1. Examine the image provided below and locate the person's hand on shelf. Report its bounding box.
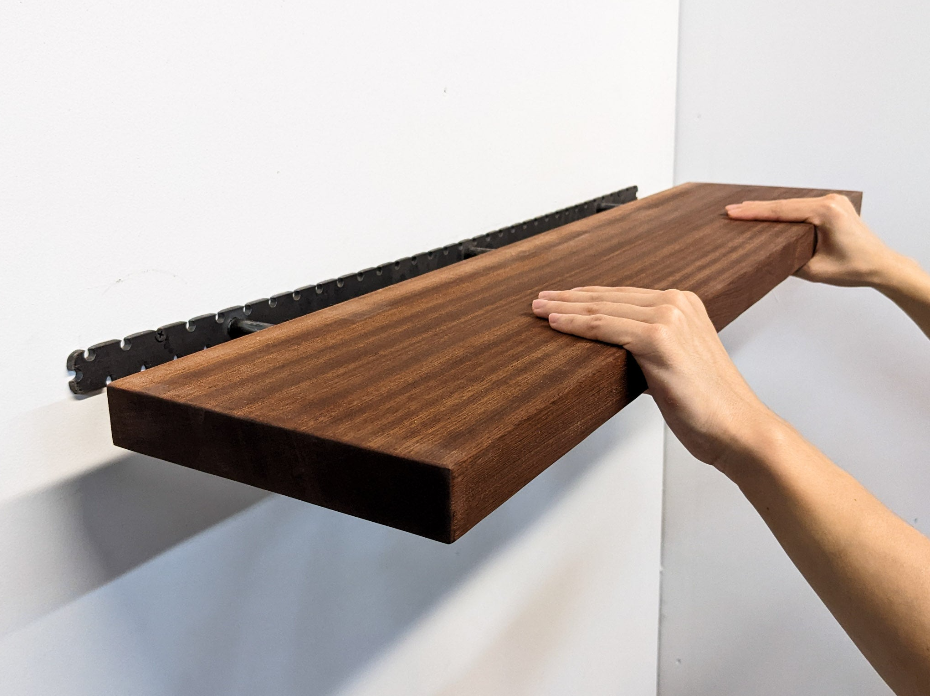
[532,278,930,696]
[727,193,930,339]
[726,193,895,286]
[531,286,780,474]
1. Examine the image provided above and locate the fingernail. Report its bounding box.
[725,203,741,210]
[538,291,555,299]
[532,299,545,308]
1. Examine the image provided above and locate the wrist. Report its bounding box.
[869,250,925,294]
[712,408,803,485]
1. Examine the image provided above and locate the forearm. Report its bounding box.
[723,417,930,696]
[871,251,930,340]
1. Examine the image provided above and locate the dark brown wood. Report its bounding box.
[107,183,863,542]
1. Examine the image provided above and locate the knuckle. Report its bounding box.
[681,290,702,307]
[821,193,848,217]
[662,288,688,308]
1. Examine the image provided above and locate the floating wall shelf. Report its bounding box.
[107,183,862,542]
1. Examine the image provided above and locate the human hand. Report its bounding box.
[725,193,896,287]
[532,287,780,472]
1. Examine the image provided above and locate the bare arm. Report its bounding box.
[726,193,930,339]
[731,411,930,696]
[873,256,930,340]
[531,283,930,695]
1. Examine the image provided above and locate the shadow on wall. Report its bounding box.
[0,397,659,696]
[0,452,269,636]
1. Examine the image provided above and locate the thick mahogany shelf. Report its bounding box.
[107,183,862,542]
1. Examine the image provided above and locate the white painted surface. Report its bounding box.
[661,1,930,693]
[1,2,678,693]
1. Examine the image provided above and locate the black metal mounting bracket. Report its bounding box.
[67,185,638,394]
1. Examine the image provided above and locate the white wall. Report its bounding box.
[0,2,679,694]
[662,1,930,693]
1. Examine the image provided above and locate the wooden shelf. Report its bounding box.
[107,183,862,542]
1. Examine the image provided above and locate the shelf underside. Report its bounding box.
[107,183,862,542]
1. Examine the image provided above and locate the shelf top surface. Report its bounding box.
[109,183,858,469]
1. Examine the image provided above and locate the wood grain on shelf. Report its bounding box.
[107,183,863,542]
